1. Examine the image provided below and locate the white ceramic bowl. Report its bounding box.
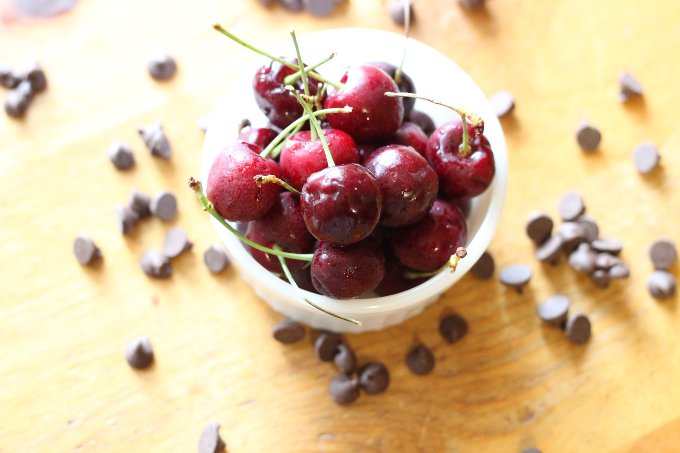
[201,28,508,333]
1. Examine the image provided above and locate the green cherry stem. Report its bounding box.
[288,87,336,167]
[404,247,468,280]
[212,24,343,90]
[270,121,303,159]
[394,0,411,85]
[384,92,483,157]
[273,244,361,325]
[283,52,336,86]
[188,178,313,261]
[254,174,301,196]
[290,30,310,97]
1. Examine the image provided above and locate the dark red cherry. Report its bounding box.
[357,143,377,164]
[292,266,318,293]
[301,164,382,246]
[375,250,426,296]
[392,121,428,155]
[425,120,495,198]
[311,240,385,298]
[238,127,278,149]
[279,129,359,190]
[248,192,315,251]
[363,145,438,227]
[368,61,416,117]
[206,141,281,222]
[408,110,436,135]
[389,199,467,272]
[245,223,306,274]
[253,59,320,129]
[323,65,404,143]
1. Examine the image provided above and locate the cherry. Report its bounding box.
[206,141,282,221]
[280,128,359,190]
[363,145,438,227]
[369,61,416,117]
[323,65,404,143]
[392,121,428,155]
[245,223,307,273]
[301,163,382,246]
[448,196,472,218]
[409,109,436,135]
[426,119,495,198]
[389,199,467,272]
[357,143,377,164]
[248,192,314,251]
[311,240,385,298]
[238,126,278,149]
[292,266,318,293]
[374,250,425,296]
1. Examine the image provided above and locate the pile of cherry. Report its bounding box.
[195,27,496,319]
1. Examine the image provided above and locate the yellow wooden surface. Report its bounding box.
[1,0,680,451]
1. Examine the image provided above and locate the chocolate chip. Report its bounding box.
[438,314,468,344]
[389,0,413,26]
[558,222,587,253]
[535,235,563,265]
[595,252,620,270]
[590,269,610,289]
[0,66,21,89]
[25,61,47,93]
[73,236,102,265]
[198,422,226,453]
[568,243,596,273]
[204,245,231,273]
[537,294,570,328]
[140,250,172,278]
[408,109,435,135]
[150,191,177,222]
[649,239,676,270]
[116,204,140,235]
[304,0,339,17]
[162,228,193,259]
[575,214,599,243]
[358,362,390,394]
[632,142,660,174]
[526,212,553,245]
[4,80,32,118]
[127,189,151,218]
[647,271,676,300]
[314,331,342,362]
[258,0,274,5]
[334,344,357,375]
[521,448,542,453]
[280,0,304,12]
[125,337,154,369]
[471,251,495,279]
[619,71,643,102]
[272,319,306,344]
[406,343,435,375]
[147,54,177,81]
[558,191,585,221]
[329,374,359,405]
[576,122,601,152]
[499,264,532,294]
[458,0,485,8]
[609,264,630,279]
[565,314,591,345]
[107,141,135,170]
[591,238,623,256]
[138,121,172,159]
[490,91,515,118]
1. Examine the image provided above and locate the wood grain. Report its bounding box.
[1,0,679,452]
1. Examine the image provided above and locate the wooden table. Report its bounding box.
[2,0,679,451]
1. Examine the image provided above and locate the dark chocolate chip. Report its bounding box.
[107,141,135,170]
[568,243,596,273]
[389,0,413,26]
[438,314,468,344]
[358,362,390,394]
[138,121,172,159]
[127,189,152,218]
[329,374,359,405]
[125,337,154,369]
[406,343,435,375]
[632,142,660,174]
[558,191,585,221]
[147,54,177,81]
[116,204,140,235]
[649,239,677,271]
[565,314,591,345]
[537,294,570,328]
[150,191,178,222]
[73,236,102,265]
[535,235,563,265]
[609,264,630,279]
[314,331,342,362]
[526,212,553,245]
[490,90,515,118]
[4,81,32,118]
[204,245,231,273]
[647,271,676,300]
[575,214,599,243]
[499,264,533,294]
[595,253,620,270]
[198,422,226,453]
[272,319,306,344]
[304,0,339,17]
[162,228,193,259]
[25,61,47,93]
[334,344,357,375]
[280,0,304,11]
[590,269,610,289]
[591,238,623,256]
[408,109,435,135]
[258,0,274,5]
[0,66,21,89]
[619,71,643,102]
[521,448,542,453]
[558,222,587,253]
[458,0,485,8]
[576,122,601,152]
[140,250,172,278]
[471,251,495,279]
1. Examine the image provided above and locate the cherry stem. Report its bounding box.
[271,121,304,159]
[273,244,361,325]
[283,52,336,86]
[403,247,468,280]
[260,106,351,158]
[394,0,411,85]
[290,30,310,97]
[212,24,343,90]
[238,118,251,135]
[254,174,301,196]
[288,87,336,167]
[385,92,482,157]
[188,177,314,262]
